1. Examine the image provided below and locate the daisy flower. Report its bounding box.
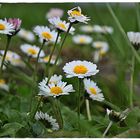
[48,17,75,34]
[80,25,93,33]
[0,50,24,67]
[93,25,113,34]
[0,79,9,91]
[20,44,45,58]
[38,75,75,98]
[35,111,59,131]
[67,6,90,24]
[63,60,99,78]
[83,78,104,102]
[0,19,14,35]
[46,8,64,19]
[18,28,35,42]
[72,35,92,45]
[6,18,22,35]
[34,26,60,43]
[127,31,140,50]
[39,55,61,65]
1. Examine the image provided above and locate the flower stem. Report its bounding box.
[45,31,60,76]
[103,121,113,137]
[85,99,92,121]
[0,35,11,76]
[130,55,135,108]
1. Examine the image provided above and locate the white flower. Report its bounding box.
[34,26,60,42]
[80,25,93,33]
[63,60,99,79]
[48,17,75,34]
[46,8,64,19]
[0,50,24,67]
[20,44,45,58]
[127,31,140,46]
[0,79,9,91]
[38,75,75,98]
[83,78,104,102]
[73,35,92,45]
[0,19,14,35]
[35,111,59,131]
[93,25,113,34]
[67,7,90,24]
[92,41,109,63]
[18,28,35,42]
[39,55,61,65]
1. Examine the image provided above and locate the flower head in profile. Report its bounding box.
[6,18,22,35]
[0,19,14,35]
[18,28,35,42]
[20,44,45,58]
[92,41,109,63]
[73,35,92,45]
[39,55,61,65]
[38,74,75,98]
[63,60,99,78]
[93,25,113,34]
[48,17,75,34]
[0,50,24,67]
[35,111,59,131]
[0,79,9,91]
[46,8,64,19]
[84,78,104,102]
[127,31,140,50]
[34,26,60,43]
[80,25,93,33]
[68,6,90,24]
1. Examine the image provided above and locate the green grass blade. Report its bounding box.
[106,3,140,64]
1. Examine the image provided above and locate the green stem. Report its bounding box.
[0,35,11,76]
[85,99,92,121]
[103,121,113,137]
[45,31,60,76]
[130,55,135,108]
[103,100,120,111]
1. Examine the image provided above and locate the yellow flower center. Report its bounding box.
[42,32,52,40]
[70,10,81,17]
[73,65,88,74]
[79,38,86,43]
[43,56,49,62]
[89,87,96,95]
[99,50,106,56]
[0,79,6,85]
[50,86,62,94]
[58,23,66,30]
[0,24,5,30]
[28,48,37,55]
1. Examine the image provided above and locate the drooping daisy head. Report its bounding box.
[92,41,109,50]
[6,18,22,35]
[83,78,104,102]
[0,19,14,35]
[67,6,90,24]
[35,111,59,131]
[38,75,75,98]
[0,50,24,67]
[80,25,94,34]
[93,25,113,34]
[39,55,61,65]
[73,35,92,45]
[127,31,140,50]
[0,79,9,91]
[46,8,64,19]
[48,17,75,34]
[34,26,60,43]
[20,44,45,58]
[18,28,35,42]
[63,60,99,79]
